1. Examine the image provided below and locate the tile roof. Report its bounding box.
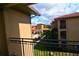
[54,12,79,20]
[32,26,37,31]
[37,23,45,25]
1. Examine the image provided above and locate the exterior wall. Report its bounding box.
[37,24,43,34]
[56,17,79,42]
[0,9,8,55]
[37,24,49,34]
[67,17,79,41]
[4,8,32,56]
[57,20,67,40]
[57,20,60,40]
[41,25,44,33]
[4,8,32,38]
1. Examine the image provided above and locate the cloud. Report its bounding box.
[31,16,49,25]
[31,3,79,25]
[40,16,49,21]
[40,8,47,14]
[39,6,65,18]
[37,3,79,16]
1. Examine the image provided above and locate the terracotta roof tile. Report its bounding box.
[37,23,44,25]
[54,12,79,20]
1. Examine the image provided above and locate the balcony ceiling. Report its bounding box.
[0,3,40,16]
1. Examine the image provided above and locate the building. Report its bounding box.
[31,24,50,39]
[51,12,79,42]
[37,23,50,34]
[32,26,37,34]
[37,23,44,34]
[32,26,40,39]
[0,3,40,56]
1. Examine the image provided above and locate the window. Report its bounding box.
[60,31,66,39]
[60,20,66,29]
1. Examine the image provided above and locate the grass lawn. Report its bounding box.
[33,49,79,56]
[33,42,79,56]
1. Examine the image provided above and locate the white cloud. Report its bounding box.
[39,5,65,17]
[40,16,49,21]
[39,3,79,17]
[47,6,65,16]
[40,8,48,15]
[32,3,79,25]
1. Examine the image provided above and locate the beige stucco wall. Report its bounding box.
[57,18,79,41]
[4,8,32,38]
[67,17,79,41]
[4,8,32,56]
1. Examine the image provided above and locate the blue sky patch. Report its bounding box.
[31,3,79,25]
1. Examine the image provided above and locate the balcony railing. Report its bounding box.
[9,38,79,56]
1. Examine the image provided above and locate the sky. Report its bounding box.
[31,3,79,26]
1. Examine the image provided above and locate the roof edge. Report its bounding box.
[28,5,41,16]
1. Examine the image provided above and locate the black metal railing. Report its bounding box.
[9,38,79,56]
[9,37,34,56]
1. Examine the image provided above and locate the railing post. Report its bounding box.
[21,38,25,56]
